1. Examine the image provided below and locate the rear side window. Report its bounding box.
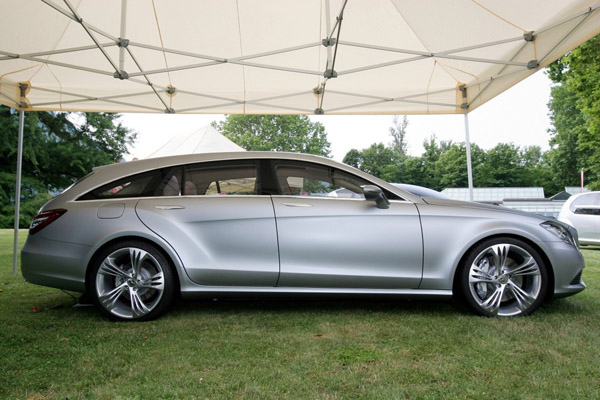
[183,161,259,195]
[78,161,261,200]
[78,168,177,200]
[570,193,600,214]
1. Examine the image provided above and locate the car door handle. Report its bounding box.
[281,202,313,207]
[155,205,185,210]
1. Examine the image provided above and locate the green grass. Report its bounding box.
[1,229,599,399]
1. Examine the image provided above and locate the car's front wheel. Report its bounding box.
[459,237,548,317]
[88,241,176,321]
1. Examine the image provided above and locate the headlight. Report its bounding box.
[541,221,578,247]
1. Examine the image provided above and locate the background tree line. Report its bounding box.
[342,132,554,194]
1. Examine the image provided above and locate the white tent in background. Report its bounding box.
[145,125,245,159]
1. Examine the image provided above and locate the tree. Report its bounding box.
[547,35,600,190]
[413,136,453,190]
[519,146,555,194]
[342,116,412,184]
[342,143,399,182]
[0,106,136,227]
[389,115,408,156]
[476,143,522,187]
[434,142,485,189]
[342,133,558,193]
[212,115,331,156]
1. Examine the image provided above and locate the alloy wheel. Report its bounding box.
[95,246,166,320]
[466,242,544,316]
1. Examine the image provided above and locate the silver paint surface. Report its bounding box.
[21,151,586,303]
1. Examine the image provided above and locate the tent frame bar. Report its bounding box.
[316,0,348,113]
[2,2,597,115]
[125,47,172,112]
[470,4,594,108]
[63,0,122,75]
[0,43,116,61]
[539,8,593,65]
[17,64,530,114]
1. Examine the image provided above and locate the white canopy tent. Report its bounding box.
[2,0,600,273]
[145,125,245,158]
[2,1,600,115]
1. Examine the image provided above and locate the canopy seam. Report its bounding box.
[471,0,526,32]
[236,0,247,113]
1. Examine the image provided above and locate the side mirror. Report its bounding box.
[362,185,390,209]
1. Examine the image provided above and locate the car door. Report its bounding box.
[270,160,423,289]
[136,160,279,286]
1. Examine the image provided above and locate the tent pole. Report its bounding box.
[464,112,474,202]
[119,0,127,72]
[459,85,474,202]
[13,108,25,275]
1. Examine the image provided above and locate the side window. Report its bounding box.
[78,168,179,200]
[570,193,598,214]
[274,161,367,199]
[183,161,259,196]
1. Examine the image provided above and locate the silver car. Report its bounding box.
[22,152,585,321]
[558,191,600,246]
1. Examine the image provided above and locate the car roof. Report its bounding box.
[65,152,424,203]
[563,190,600,206]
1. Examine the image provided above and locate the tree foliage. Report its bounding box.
[389,115,408,156]
[343,118,558,194]
[0,106,136,228]
[547,35,600,190]
[346,138,557,193]
[213,115,331,156]
[343,143,400,182]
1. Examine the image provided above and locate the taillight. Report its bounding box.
[29,209,67,235]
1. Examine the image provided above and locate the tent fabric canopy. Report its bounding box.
[1,0,599,116]
[145,125,245,159]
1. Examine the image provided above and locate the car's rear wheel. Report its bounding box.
[89,241,176,321]
[460,237,548,317]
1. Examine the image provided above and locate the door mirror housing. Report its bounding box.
[362,185,390,209]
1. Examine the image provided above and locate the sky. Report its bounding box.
[121,70,553,162]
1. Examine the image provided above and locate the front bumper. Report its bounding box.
[544,240,586,299]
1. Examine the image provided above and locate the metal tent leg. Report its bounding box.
[13,109,24,275]
[464,112,474,202]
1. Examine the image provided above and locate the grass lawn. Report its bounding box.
[1,229,599,399]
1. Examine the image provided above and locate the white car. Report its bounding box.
[558,191,600,246]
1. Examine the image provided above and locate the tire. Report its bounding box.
[459,237,548,317]
[88,240,176,321]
